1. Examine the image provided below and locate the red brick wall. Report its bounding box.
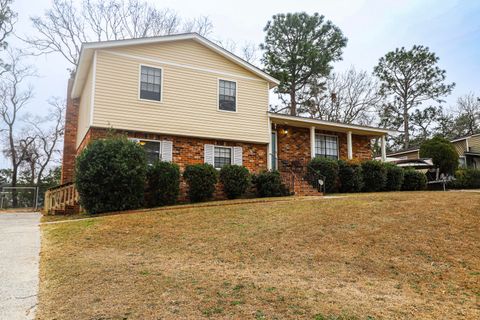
[77,127,268,201]
[60,78,79,184]
[274,124,372,162]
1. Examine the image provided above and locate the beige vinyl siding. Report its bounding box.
[113,40,258,78]
[468,135,480,152]
[392,150,419,159]
[76,64,93,148]
[92,42,269,143]
[453,140,467,156]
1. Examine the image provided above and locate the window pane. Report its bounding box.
[140,66,162,101]
[315,134,338,159]
[138,140,161,165]
[219,80,236,111]
[214,147,232,169]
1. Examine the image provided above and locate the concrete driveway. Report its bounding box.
[0,212,40,320]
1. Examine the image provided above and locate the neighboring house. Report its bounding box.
[387,134,480,169]
[59,33,391,201]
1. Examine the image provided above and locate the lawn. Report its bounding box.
[37,192,480,319]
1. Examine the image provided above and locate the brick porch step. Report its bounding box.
[293,177,323,196]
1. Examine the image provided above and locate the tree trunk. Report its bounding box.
[8,128,18,207]
[403,101,410,149]
[290,87,297,116]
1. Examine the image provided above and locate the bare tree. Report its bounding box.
[25,0,214,66]
[0,0,15,47]
[455,92,480,135]
[22,98,65,185]
[0,0,16,74]
[0,50,35,205]
[303,67,383,125]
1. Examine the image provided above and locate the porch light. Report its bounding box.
[283,129,289,134]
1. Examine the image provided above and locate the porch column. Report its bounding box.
[310,126,316,159]
[347,131,353,160]
[267,118,272,170]
[381,135,387,162]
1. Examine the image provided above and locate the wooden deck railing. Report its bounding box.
[44,182,80,215]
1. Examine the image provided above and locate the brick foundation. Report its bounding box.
[77,127,268,201]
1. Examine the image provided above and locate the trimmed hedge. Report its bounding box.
[402,169,427,191]
[308,158,339,193]
[449,169,480,189]
[383,163,404,191]
[183,164,218,202]
[75,137,147,214]
[253,171,289,197]
[361,160,387,192]
[145,161,180,207]
[338,160,363,193]
[219,165,251,199]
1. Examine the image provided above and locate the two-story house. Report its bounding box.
[387,134,480,169]
[60,33,391,200]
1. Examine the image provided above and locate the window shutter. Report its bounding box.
[161,140,173,162]
[204,144,214,165]
[233,146,243,165]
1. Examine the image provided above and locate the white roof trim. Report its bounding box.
[71,33,279,98]
[268,113,395,135]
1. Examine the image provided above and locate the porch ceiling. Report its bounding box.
[268,113,394,137]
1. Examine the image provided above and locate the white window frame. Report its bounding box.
[314,133,339,159]
[129,138,164,164]
[217,78,238,113]
[138,64,164,103]
[213,145,233,169]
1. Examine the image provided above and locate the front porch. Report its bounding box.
[267,114,390,195]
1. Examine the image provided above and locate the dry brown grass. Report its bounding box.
[37,191,480,319]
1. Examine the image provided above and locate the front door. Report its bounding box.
[271,131,277,170]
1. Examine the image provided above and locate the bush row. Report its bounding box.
[448,169,480,189]
[75,138,291,214]
[308,158,427,193]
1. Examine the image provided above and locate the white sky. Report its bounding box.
[3,0,480,167]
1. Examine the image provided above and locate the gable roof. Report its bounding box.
[71,33,280,98]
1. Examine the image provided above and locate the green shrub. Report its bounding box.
[361,160,387,192]
[183,164,218,202]
[145,161,180,207]
[253,171,289,197]
[308,158,339,193]
[449,169,480,189]
[338,160,363,193]
[402,169,427,191]
[419,136,458,174]
[75,137,147,214]
[383,163,404,191]
[219,165,251,199]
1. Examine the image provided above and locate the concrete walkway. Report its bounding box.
[0,212,40,320]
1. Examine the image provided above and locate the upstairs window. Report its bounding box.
[140,65,162,101]
[315,134,339,160]
[218,79,236,112]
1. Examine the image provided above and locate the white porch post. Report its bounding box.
[381,135,387,162]
[347,131,353,160]
[310,126,316,159]
[267,118,272,170]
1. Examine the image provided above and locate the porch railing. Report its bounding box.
[44,182,80,215]
[275,156,326,194]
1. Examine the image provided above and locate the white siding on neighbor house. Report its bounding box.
[91,40,270,144]
[76,62,94,148]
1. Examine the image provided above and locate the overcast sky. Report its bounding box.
[3,0,480,167]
